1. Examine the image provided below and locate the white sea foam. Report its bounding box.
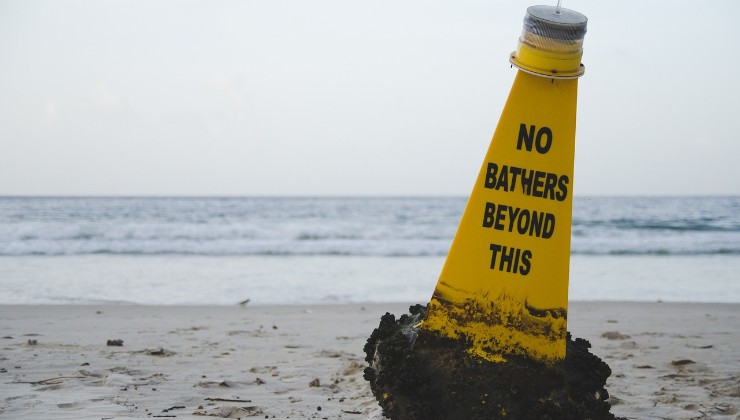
[0,196,739,304]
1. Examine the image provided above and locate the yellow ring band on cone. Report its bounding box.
[510,40,584,78]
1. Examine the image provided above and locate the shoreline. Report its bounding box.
[3,254,740,306]
[1,302,738,419]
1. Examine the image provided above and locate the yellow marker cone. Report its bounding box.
[423,5,588,365]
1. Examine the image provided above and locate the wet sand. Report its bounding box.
[1,302,738,419]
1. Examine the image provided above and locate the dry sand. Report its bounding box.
[0,302,738,419]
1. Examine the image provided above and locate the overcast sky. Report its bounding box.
[1,0,738,196]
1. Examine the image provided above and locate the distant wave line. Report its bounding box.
[1,249,738,257]
[572,222,740,232]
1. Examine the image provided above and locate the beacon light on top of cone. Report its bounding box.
[421,3,587,366]
[510,3,587,78]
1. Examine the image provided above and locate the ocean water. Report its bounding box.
[1,196,738,304]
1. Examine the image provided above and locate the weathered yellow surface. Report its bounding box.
[423,71,578,365]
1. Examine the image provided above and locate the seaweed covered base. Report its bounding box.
[364,304,621,420]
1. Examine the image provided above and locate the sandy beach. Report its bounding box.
[1,302,738,419]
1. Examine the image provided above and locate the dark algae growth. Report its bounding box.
[364,304,621,420]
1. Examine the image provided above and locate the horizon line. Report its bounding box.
[0,193,738,199]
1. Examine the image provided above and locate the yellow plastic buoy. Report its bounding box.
[422,4,587,366]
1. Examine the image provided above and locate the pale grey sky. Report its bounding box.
[1,0,738,196]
